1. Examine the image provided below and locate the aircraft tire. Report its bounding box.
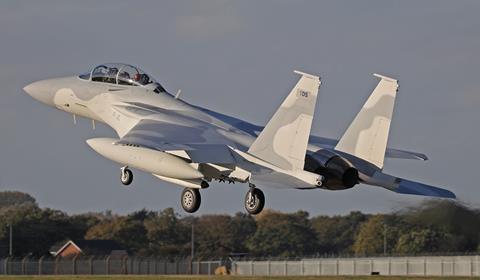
[181,188,201,213]
[120,168,133,186]
[244,188,265,215]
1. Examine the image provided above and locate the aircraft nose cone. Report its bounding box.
[23,80,57,106]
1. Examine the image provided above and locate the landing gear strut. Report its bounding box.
[244,185,265,215]
[181,188,201,213]
[120,166,133,186]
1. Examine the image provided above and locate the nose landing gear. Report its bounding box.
[244,185,265,215]
[120,166,133,186]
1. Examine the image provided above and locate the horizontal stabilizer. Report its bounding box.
[394,179,456,198]
[385,148,428,161]
[364,172,456,199]
[308,135,429,161]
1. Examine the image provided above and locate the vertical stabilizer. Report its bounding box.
[335,74,399,169]
[248,71,321,171]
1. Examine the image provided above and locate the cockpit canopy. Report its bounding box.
[79,63,166,93]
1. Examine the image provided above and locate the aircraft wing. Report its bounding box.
[308,136,428,161]
[117,119,238,164]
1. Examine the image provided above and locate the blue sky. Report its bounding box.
[0,0,479,215]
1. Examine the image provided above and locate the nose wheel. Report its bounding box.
[244,186,265,215]
[181,188,201,213]
[120,166,133,186]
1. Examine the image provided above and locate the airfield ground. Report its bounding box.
[0,276,475,280]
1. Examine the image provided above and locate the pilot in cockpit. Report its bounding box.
[118,71,131,85]
[134,73,150,85]
[83,63,167,93]
[105,68,118,84]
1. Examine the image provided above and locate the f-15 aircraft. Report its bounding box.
[24,63,455,214]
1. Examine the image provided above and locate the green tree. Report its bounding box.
[115,211,150,255]
[191,213,255,259]
[401,200,480,252]
[0,191,37,208]
[69,213,102,232]
[0,205,87,256]
[85,209,152,255]
[144,208,189,257]
[230,213,256,254]
[395,227,452,254]
[194,215,235,258]
[352,215,385,256]
[311,211,367,255]
[352,214,405,256]
[84,216,124,240]
[246,210,317,257]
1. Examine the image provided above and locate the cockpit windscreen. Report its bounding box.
[80,63,166,93]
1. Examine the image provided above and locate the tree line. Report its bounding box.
[0,191,479,258]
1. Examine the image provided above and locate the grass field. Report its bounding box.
[0,276,476,280]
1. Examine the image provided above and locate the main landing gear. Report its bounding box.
[120,166,133,186]
[119,168,264,215]
[179,185,265,215]
[244,185,265,215]
[181,188,201,213]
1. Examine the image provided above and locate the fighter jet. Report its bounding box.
[24,63,455,214]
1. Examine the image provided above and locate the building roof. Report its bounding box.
[50,239,126,256]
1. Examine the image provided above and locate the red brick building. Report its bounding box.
[50,240,127,257]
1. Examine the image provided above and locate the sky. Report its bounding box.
[0,0,479,216]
